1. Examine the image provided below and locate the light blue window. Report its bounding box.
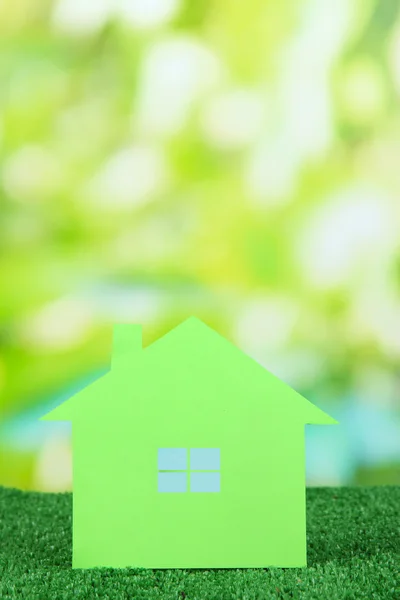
[190,448,220,471]
[158,447,221,493]
[158,472,187,493]
[158,448,187,471]
[190,472,220,493]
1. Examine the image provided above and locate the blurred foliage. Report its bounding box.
[0,0,399,490]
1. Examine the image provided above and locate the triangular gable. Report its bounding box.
[41,317,337,426]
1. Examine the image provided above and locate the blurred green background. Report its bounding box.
[1,0,400,491]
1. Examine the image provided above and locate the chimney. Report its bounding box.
[111,324,142,369]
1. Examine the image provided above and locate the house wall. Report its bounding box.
[70,410,307,568]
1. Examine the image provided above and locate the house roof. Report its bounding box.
[41,317,338,425]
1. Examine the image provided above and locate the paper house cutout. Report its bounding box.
[41,317,337,569]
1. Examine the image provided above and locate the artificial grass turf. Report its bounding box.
[0,486,399,600]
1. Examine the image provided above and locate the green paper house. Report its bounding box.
[41,317,337,569]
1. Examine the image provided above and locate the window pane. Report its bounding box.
[190,472,220,493]
[190,448,220,471]
[158,448,187,471]
[158,472,187,493]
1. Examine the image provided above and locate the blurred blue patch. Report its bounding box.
[0,369,108,451]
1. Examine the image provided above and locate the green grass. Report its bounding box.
[0,486,399,599]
